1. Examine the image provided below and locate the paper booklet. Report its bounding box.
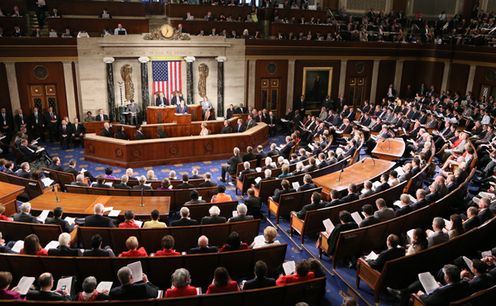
[108,210,121,217]
[56,276,73,294]
[103,206,113,213]
[256,167,262,173]
[406,229,415,242]
[44,241,59,250]
[96,281,113,293]
[282,261,296,275]
[254,177,262,184]
[11,240,24,253]
[156,290,163,298]
[41,177,54,188]
[372,181,382,190]
[16,276,35,295]
[292,182,300,190]
[127,261,143,282]
[254,235,265,245]
[322,218,334,235]
[394,166,405,176]
[364,251,378,261]
[135,220,143,228]
[232,211,238,217]
[64,217,76,226]
[351,212,363,224]
[37,210,50,223]
[463,256,474,272]
[104,182,113,187]
[481,250,493,258]
[418,272,440,295]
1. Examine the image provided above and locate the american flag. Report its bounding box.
[152,60,182,100]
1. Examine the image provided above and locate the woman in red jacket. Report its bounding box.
[206,267,239,294]
[118,236,147,257]
[154,235,180,256]
[276,260,314,285]
[165,268,197,298]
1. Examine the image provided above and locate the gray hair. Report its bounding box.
[94,203,104,214]
[58,232,71,247]
[264,169,272,178]
[82,276,97,293]
[237,204,248,216]
[209,205,220,216]
[20,202,31,213]
[433,217,445,229]
[117,266,132,285]
[180,207,190,218]
[171,268,191,288]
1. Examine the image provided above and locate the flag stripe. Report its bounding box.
[152,60,182,101]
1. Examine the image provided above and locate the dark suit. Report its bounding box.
[463,217,480,231]
[228,215,254,223]
[170,218,198,227]
[109,282,158,300]
[201,215,226,225]
[359,216,379,227]
[83,248,114,257]
[220,126,233,134]
[135,131,146,140]
[100,128,113,137]
[45,217,72,232]
[298,183,317,192]
[12,212,40,224]
[245,196,262,218]
[155,96,168,106]
[48,245,81,256]
[296,201,325,219]
[95,114,109,122]
[367,247,405,271]
[189,246,218,254]
[478,208,493,224]
[340,192,359,203]
[238,169,255,181]
[84,214,115,227]
[243,276,276,290]
[132,185,152,190]
[235,124,246,133]
[14,114,26,130]
[176,183,194,189]
[395,205,412,217]
[113,183,131,189]
[199,180,216,187]
[373,208,395,222]
[410,199,429,210]
[419,281,469,306]
[326,222,358,255]
[271,188,296,202]
[226,108,235,119]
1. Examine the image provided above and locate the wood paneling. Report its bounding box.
[170,20,261,36]
[0,38,77,58]
[447,63,469,95]
[401,61,444,96]
[294,60,340,102]
[46,18,149,37]
[392,0,408,12]
[166,3,253,19]
[255,60,288,116]
[46,0,146,16]
[0,63,12,115]
[472,66,496,98]
[376,60,396,102]
[15,62,68,118]
[344,60,373,105]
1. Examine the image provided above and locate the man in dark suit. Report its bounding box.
[189,235,218,254]
[279,136,294,159]
[170,91,184,106]
[83,234,115,257]
[184,190,207,205]
[466,260,494,293]
[18,139,38,163]
[49,157,63,172]
[92,176,111,188]
[175,101,188,114]
[131,176,152,190]
[26,273,71,301]
[243,260,276,290]
[171,207,199,226]
[296,192,325,219]
[100,122,113,137]
[366,234,405,271]
[373,198,395,222]
[228,204,254,222]
[45,207,72,233]
[234,103,247,114]
[114,175,131,189]
[59,119,71,149]
[12,202,40,224]
[235,118,246,133]
[340,184,360,203]
[48,232,81,256]
[298,174,317,191]
[28,107,45,141]
[70,117,85,147]
[245,115,257,129]
[109,267,158,300]
[271,179,295,202]
[95,109,109,122]
[220,120,233,134]
[477,197,493,224]
[15,162,31,179]
[238,161,255,181]
[220,147,242,182]
[14,108,27,131]
[84,203,115,227]
[198,173,216,187]
[155,92,168,106]
[201,205,226,225]
[0,108,13,142]
[245,188,262,218]
[226,104,235,119]
[463,207,481,231]
[325,190,343,208]
[410,189,429,210]
[176,174,194,189]
[326,211,358,255]
[134,125,146,140]
[242,146,257,162]
[359,204,379,227]
[266,111,278,136]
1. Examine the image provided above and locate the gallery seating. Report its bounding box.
[0,171,48,200]
[185,200,239,220]
[268,187,322,224]
[0,220,62,246]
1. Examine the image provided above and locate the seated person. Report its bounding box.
[170,207,198,226]
[211,185,233,203]
[12,202,40,224]
[373,198,395,222]
[27,273,71,301]
[271,179,295,202]
[239,161,255,181]
[325,210,358,255]
[156,178,172,191]
[100,122,113,137]
[20,234,47,256]
[199,172,216,187]
[242,260,276,290]
[156,126,167,138]
[0,206,12,222]
[201,205,226,225]
[109,267,158,300]
[154,235,180,256]
[190,168,202,179]
[103,167,116,179]
[135,125,146,140]
[206,267,240,294]
[48,232,81,256]
[83,234,115,257]
[199,122,210,136]
[359,204,379,227]
[118,236,147,257]
[84,203,115,227]
[176,174,194,189]
[366,234,405,271]
[91,175,111,188]
[71,174,88,187]
[165,268,197,298]
[118,210,141,228]
[251,226,280,248]
[219,231,248,252]
[184,190,206,205]
[276,260,315,285]
[76,276,109,301]
[295,192,325,219]
[189,235,218,254]
[114,175,131,189]
[360,181,374,199]
[0,271,23,300]
[176,100,188,114]
[406,228,429,255]
[143,209,166,228]
[228,204,254,222]
[427,217,449,247]
[132,176,152,190]
[245,188,262,218]
[325,190,343,207]
[114,126,128,140]
[298,174,317,191]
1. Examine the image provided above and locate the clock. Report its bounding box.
[160,24,174,38]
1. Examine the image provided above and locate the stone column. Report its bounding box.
[138,56,150,122]
[103,57,116,121]
[338,60,347,98]
[286,60,296,112]
[216,56,227,118]
[5,63,21,115]
[184,56,196,105]
[369,60,380,103]
[394,59,404,96]
[466,64,477,93]
[441,61,451,93]
[62,61,77,120]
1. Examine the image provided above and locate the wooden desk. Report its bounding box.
[372,138,405,161]
[83,121,105,134]
[313,158,395,194]
[29,191,170,217]
[0,182,24,216]
[84,122,269,167]
[146,105,202,123]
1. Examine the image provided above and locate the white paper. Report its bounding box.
[308,144,315,151]
[135,220,143,228]
[80,168,87,173]
[104,182,113,187]
[108,210,121,217]
[444,219,452,231]
[56,276,72,293]
[198,196,202,201]
[96,281,113,293]
[393,200,403,208]
[282,261,296,275]
[143,183,151,187]
[256,167,262,173]
[41,177,54,187]
[364,251,378,261]
[322,218,334,235]
[64,216,75,225]
[157,290,163,298]
[254,177,262,184]
[292,181,300,190]
[11,240,24,253]
[196,287,202,295]
[16,276,35,295]
[127,261,143,282]
[394,166,405,176]
[351,212,363,224]
[478,191,495,199]
[418,272,440,294]
[407,229,415,242]
[232,211,238,217]
[372,181,382,190]
[253,235,265,245]
[103,207,113,213]
[44,240,59,250]
[37,210,50,223]
[463,256,474,272]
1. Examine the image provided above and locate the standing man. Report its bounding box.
[44,106,59,142]
[28,107,45,141]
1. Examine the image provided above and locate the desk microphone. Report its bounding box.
[52,185,59,203]
[337,162,345,182]
[139,188,144,207]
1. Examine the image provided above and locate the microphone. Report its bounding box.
[337,162,345,182]
[52,185,59,203]
[139,187,145,207]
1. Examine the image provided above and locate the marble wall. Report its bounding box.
[77,35,246,117]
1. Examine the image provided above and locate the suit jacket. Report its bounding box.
[463,217,481,231]
[478,209,493,224]
[427,231,449,247]
[83,248,114,257]
[228,215,254,223]
[84,214,115,227]
[296,201,325,219]
[419,281,469,306]
[235,124,246,133]
[113,183,131,189]
[326,222,358,254]
[14,114,26,129]
[298,183,317,192]
[226,108,235,119]
[135,131,146,140]
[271,188,296,202]
[410,199,429,210]
[243,276,276,290]
[373,208,395,222]
[176,183,194,189]
[359,216,379,227]
[155,96,168,106]
[199,180,216,187]
[71,123,85,137]
[170,218,199,227]
[100,128,113,137]
[468,274,494,293]
[132,185,152,190]
[95,114,109,122]
[12,212,40,224]
[184,199,207,205]
[48,245,81,256]
[220,126,233,134]
[45,217,71,232]
[189,246,218,254]
[109,282,158,300]
[360,189,374,199]
[238,169,255,181]
[170,96,184,106]
[227,155,242,174]
[395,205,412,217]
[245,196,262,218]
[367,247,405,271]
[340,192,359,203]
[201,215,227,225]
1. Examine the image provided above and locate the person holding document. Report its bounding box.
[26,273,71,301]
[0,272,23,300]
[109,266,158,300]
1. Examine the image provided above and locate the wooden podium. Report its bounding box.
[174,113,192,124]
[147,105,203,123]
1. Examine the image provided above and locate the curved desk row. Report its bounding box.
[84,123,269,167]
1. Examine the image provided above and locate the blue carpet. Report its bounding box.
[42,138,398,306]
